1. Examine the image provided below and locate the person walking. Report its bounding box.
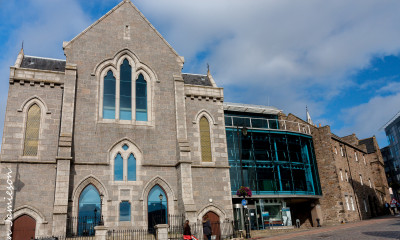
[183,220,192,240]
[202,215,212,240]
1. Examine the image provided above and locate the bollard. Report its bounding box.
[295,219,300,228]
[316,218,321,227]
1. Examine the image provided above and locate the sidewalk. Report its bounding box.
[251,215,398,240]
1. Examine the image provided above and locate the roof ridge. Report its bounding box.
[182,73,207,76]
[24,55,66,62]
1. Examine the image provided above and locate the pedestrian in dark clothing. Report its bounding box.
[385,202,390,215]
[203,215,212,240]
[183,220,192,240]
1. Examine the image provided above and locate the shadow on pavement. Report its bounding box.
[362,231,400,239]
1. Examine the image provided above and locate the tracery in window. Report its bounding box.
[200,116,212,162]
[23,104,41,156]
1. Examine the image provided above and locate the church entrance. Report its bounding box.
[148,185,168,230]
[206,211,221,240]
[12,214,36,240]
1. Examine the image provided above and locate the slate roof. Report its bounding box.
[224,102,282,115]
[182,73,212,86]
[20,56,66,72]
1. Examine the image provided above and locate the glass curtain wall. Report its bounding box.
[227,129,321,196]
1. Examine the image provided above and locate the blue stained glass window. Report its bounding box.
[120,201,131,221]
[120,59,132,120]
[114,153,123,181]
[136,74,147,121]
[103,70,116,119]
[128,153,136,181]
[122,144,129,151]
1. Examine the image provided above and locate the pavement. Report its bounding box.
[253,215,400,240]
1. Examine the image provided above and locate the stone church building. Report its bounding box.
[0,0,233,238]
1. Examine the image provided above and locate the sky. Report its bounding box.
[1,0,400,148]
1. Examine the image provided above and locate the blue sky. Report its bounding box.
[1,0,400,148]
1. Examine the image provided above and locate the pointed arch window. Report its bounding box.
[148,185,167,227]
[103,70,116,119]
[200,116,212,162]
[78,184,101,236]
[24,104,41,156]
[114,153,124,181]
[136,74,147,121]
[120,59,132,120]
[113,146,137,182]
[127,153,136,181]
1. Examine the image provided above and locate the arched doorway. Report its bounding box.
[78,184,101,236]
[205,211,221,240]
[12,214,36,240]
[148,185,168,229]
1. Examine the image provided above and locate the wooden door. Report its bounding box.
[12,215,36,240]
[206,211,221,240]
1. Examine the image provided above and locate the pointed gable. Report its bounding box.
[63,0,183,64]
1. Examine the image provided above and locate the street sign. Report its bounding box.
[241,199,247,206]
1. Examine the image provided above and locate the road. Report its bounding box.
[259,215,400,240]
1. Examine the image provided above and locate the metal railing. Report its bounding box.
[35,236,95,240]
[225,116,311,135]
[106,229,155,240]
[67,216,101,237]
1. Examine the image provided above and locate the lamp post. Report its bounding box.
[159,193,164,223]
[236,126,251,239]
[99,193,104,226]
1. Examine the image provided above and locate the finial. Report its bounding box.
[22,41,24,50]
[207,63,210,74]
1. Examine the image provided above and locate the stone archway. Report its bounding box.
[12,214,36,240]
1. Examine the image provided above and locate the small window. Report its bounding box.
[119,201,131,221]
[369,178,372,188]
[360,174,363,185]
[350,196,355,211]
[114,153,124,181]
[334,147,338,154]
[354,152,358,162]
[24,104,41,156]
[345,196,350,210]
[363,155,366,165]
[345,171,349,182]
[340,169,343,181]
[200,116,212,162]
[340,147,344,157]
[363,199,368,212]
[127,153,136,181]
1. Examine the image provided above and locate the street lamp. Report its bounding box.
[159,193,164,223]
[236,126,251,239]
[99,193,104,226]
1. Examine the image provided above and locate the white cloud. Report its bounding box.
[1,0,400,148]
[0,0,93,148]
[335,93,400,147]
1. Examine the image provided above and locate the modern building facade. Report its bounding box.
[225,104,391,229]
[224,103,322,230]
[0,1,233,238]
[382,111,400,199]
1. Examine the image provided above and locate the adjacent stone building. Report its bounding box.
[0,1,233,238]
[284,114,391,224]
